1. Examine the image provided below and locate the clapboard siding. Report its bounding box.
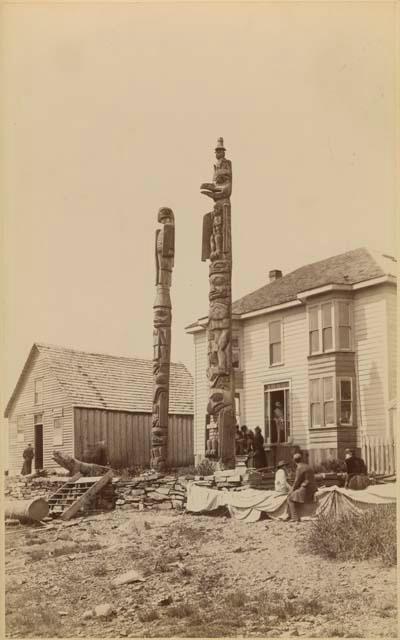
[194,332,208,456]
[386,286,397,403]
[242,307,309,447]
[74,408,193,468]
[354,288,388,438]
[7,350,73,474]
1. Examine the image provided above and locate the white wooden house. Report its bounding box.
[186,248,397,472]
[4,344,194,474]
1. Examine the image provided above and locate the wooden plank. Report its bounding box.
[61,470,113,521]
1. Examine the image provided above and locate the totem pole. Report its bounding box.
[151,207,175,471]
[201,138,236,467]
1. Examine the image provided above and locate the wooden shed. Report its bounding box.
[4,343,194,474]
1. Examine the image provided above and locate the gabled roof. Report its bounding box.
[186,248,396,329]
[5,344,193,417]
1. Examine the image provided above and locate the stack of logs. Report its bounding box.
[115,472,188,511]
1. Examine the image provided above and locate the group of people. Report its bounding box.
[274,447,369,521]
[235,425,266,468]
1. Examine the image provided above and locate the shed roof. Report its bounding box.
[5,344,193,417]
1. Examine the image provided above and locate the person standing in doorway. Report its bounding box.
[287,452,317,522]
[273,401,285,443]
[21,443,34,475]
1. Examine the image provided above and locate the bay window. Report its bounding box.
[339,378,353,425]
[309,376,354,428]
[308,300,352,354]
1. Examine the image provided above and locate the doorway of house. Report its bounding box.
[264,382,291,467]
[34,423,43,470]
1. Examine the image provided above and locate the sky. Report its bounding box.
[2,1,398,407]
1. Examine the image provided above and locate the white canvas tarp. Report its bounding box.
[186,482,396,523]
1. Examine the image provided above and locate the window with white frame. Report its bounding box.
[269,320,282,365]
[322,303,333,351]
[232,332,241,369]
[338,302,351,350]
[310,376,336,428]
[309,307,319,354]
[308,300,352,354]
[339,378,353,425]
[310,379,321,427]
[17,415,25,442]
[53,416,63,445]
[34,378,43,405]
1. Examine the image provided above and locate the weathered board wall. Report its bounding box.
[74,408,194,468]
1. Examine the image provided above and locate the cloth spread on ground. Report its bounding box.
[186,482,396,523]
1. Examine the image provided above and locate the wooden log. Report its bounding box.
[5,498,49,522]
[52,450,111,477]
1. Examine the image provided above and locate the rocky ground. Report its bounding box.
[5,506,397,638]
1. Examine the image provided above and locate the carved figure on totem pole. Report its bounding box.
[200,138,236,468]
[151,208,175,471]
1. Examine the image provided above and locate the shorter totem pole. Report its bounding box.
[200,138,236,468]
[151,208,175,471]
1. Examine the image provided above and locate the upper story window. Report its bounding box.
[34,378,43,405]
[53,416,63,446]
[338,302,351,349]
[269,320,283,366]
[308,300,352,355]
[232,332,241,369]
[17,415,25,442]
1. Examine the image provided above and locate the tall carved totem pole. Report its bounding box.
[201,138,236,467]
[151,207,175,471]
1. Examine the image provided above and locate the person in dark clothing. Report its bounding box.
[253,426,265,468]
[240,425,248,453]
[246,430,255,467]
[21,444,34,475]
[344,448,368,489]
[287,452,317,522]
[94,441,110,466]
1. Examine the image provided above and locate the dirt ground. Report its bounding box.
[5,508,397,638]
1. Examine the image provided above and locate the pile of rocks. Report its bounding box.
[4,475,69,501]
[114,471,188,511]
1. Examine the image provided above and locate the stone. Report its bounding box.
[94,604,114,619]
[158,595,173,606]
[112,570,146,587]
[289,630,299,636]
[5,519,20,527]
[82,610,93,620]
[268,616,280,624]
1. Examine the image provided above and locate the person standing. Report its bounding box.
[273,401,285,443]
[253,426,266,468]
[21,443,34,475]
[287,452,317,522]
[274,460,291,494]
[344,448,368,489]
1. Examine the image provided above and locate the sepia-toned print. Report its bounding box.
[2,2,397,639]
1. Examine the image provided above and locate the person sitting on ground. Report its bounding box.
[274,460,291,494]
[253,426,266,468]
[287,452,317,522]
[344,448,368,490]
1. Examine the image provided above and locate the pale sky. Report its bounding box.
[2,1,397,406]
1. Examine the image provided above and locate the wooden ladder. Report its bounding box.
[47,470,113,520]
